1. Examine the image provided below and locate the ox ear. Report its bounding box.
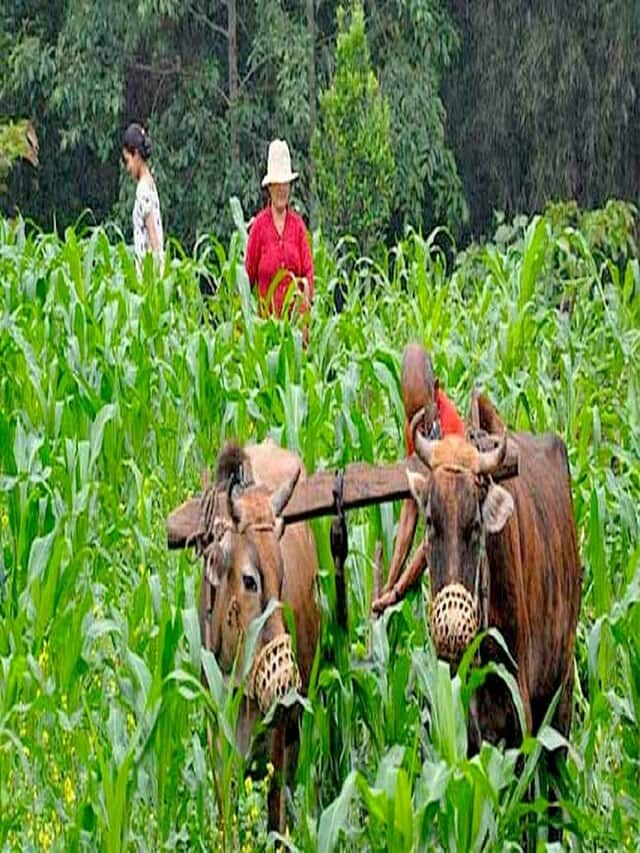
[483,484,514,533]
[167,498,201,549]
[407,470,429,514]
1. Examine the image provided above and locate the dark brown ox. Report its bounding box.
[167,439,320,831]
[407,400,581,822]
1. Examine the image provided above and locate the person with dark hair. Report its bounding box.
[245,139,313,330]
[122,123,164,274]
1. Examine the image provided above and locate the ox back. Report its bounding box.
[472,397,581,749]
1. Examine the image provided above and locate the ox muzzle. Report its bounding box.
[248,633,301,714]
[429,582,480,663]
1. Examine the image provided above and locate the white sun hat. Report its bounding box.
[261,139,299,187]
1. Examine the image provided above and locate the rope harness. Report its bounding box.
[330,469,349,631]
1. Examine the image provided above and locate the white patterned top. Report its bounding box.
[133,175,164,273]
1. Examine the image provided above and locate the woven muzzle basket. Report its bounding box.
[249,634,301,714]
[429,582,479,663]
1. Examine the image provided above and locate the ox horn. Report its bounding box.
[476,430,508,476]
[414,429,439,469]
[271,466,301,517]
[409,407,426,444]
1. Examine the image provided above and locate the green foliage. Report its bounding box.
[250,1,311,151]
[367,0,468,232]
[0,200,639,848]
[446,0,640,232]
[0,120,37,191]
[312,3,396,253]
[4,1,640,245]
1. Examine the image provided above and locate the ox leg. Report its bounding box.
[268,725,286,832]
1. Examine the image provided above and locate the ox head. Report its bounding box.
[407,432,515,663]
[167,443,301,713]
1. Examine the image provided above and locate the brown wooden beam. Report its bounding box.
[280,438,519,525]
[167,436,519,542]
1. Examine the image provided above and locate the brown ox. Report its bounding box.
[167,439,320,831]
[407,399,581,833]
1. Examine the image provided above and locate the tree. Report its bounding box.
[306,0,318,228]
[311,2,396,253]
[366,0,468,235]
[0,0,322,243]
[3,1,639,246]
[445,0,640,234]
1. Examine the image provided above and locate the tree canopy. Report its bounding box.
[1,1,638,246]
[312,3,396,253]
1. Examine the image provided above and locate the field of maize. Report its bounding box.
[0,202,639,850]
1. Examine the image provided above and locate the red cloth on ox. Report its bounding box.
[404,387,465,455]
[245,206,314,317]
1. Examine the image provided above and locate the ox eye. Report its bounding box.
[242,573,258,593]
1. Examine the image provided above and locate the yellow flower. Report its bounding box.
[244,775,253,795]
[249,804,260,824]
[38,826,52,850]
[64,776,75,806]
[38,642,49,671]
[266,761,274,779]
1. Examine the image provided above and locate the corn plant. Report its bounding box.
[0,205,639,850]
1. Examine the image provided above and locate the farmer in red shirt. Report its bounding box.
[245,139,314,324]
[372,344,465,614]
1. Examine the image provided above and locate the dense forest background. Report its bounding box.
[2,0,639,247]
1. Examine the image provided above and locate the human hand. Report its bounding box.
[299,276,311,303]
[371,585,399,615]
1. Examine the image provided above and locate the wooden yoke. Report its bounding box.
[281,346,519,526]
[167,437,518,544]
[167,343,519,540]
[279,439,518,526]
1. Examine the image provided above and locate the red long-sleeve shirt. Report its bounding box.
[404,388,465,454]
[245,207,314,317]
